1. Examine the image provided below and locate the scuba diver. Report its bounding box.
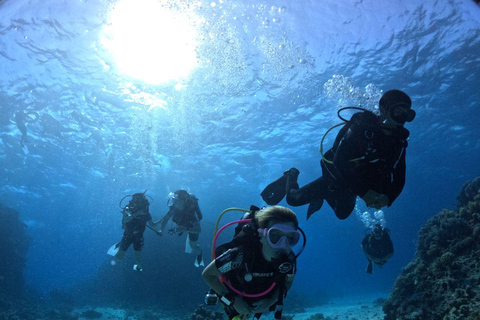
[361,224,394,274]
[261,89,415,220]
[108,192,160,271]
[14,110,38,148]
[158,190,204,267]
[202,206,305,320]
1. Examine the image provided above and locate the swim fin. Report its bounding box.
[185,234,193,253]
[366,260,373,274]
[107,242,120,256]
[261,175,288,205]
[194,252,204,268]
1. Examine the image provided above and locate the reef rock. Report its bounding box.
[0,203,30,297]
[383,178,480,320]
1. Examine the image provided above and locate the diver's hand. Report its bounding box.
[362,190,389,209]
[232,296,253,315]
[250,299,272,313]
[157,230,163,237]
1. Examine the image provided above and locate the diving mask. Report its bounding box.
[258,223,300,251]
[388,103,416,124]
[167,192,179,207]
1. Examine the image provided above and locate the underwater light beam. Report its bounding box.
[103,0,199,84]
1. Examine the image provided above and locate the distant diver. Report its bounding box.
[261,89,416,220]
[108,192,161,271]
[361,224,394,274]
[158,190,204,267]
[14,110,38,148]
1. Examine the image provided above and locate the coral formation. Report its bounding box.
[79,309,102,319]
[305,313,334,320]
[189,305,224,320]
[383,178,480,319]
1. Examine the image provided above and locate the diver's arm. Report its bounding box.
[157,210,174,233]
[147,219,161,234]
[202,261,229,296]
[202,263,253,315]
[285,275,295,291]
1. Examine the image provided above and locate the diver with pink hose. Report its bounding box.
[202,206,306,320]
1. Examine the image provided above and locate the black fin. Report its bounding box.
[261,175,288,205]
[306,199,324,220]
[366,260,373,274]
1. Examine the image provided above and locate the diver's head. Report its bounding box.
[256,206,300,258]
[372,224,384,240]
[130,192,148,210]
[167,190,189,208]
[379,89,415,125]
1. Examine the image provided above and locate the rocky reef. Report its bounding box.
[0,203,30,297]
[383,177,480,320]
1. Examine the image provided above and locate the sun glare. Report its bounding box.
[102,0,199,84]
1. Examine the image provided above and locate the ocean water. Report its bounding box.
[1,0,479,317]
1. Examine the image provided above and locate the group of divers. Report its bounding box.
[107,90,415,320]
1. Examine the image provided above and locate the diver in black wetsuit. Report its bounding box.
[261,89,415,220]
[115,192,161,271]
[361,224,394,274]
[158,190,204,267]
[14,111,37,148]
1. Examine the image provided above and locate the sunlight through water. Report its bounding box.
[101,0,199,84]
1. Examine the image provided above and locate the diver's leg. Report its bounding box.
[286,176,328,206]
[188,233,204,267]
[189,241,202,256]
[132,234,144,270]
[116,249,127,260]
[115,234,132,260]
[133,251,142,271]
[286,175,331,219]
[325,188,357,220]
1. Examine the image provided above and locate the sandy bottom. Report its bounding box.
[289,295,385,320]
[75,295,385,320]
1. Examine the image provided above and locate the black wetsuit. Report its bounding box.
[119,206,152,251]
[14,111,27,147]
[215,244,296,318]
[163,195,202,241]
[361,232,394,265]
[286,111,409,219]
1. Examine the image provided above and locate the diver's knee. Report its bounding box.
[286,192,303,206]
[189,241,201,253]
[334,209,352,220]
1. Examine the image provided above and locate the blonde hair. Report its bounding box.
[255,206,298,229]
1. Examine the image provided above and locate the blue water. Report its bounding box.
[1,0,479,314]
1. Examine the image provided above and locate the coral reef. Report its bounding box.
[305,313,334,320]
[189,305,225,320]
[383,178,480,320]
[79,309,102,319]
[0,203,30,297]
